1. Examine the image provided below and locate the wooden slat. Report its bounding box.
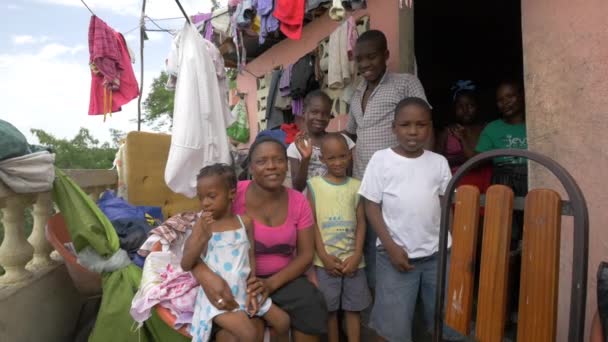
[475,185,514,342]
[517,189,562,342]
[446,185,481,335]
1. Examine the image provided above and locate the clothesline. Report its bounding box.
[79,0,95,16]
[146,16,176,35]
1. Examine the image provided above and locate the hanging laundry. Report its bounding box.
[329,0,345,21]
[266,69,285,129]
[290,54,318,98]
[235,0,256,29]
[192,13,214,41]
[346,16,359,60]
[211,7,231,37]
[257,0,280,44]
[279,64,293,97]
[328,19,352,89]
[165,30,230,105]
[292,98,304,116]
[164,23,233,198]
[274,0,306,40]
[274,64,293,110]
[88,16,139,118]
[306,0,330,12]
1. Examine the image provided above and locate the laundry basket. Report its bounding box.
[46,213,102,296]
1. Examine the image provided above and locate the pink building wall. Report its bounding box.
[522,0,608,339]
[235,1,402,144]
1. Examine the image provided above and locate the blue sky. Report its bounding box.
[0,0,218,144]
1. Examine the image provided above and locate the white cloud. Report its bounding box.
[0,42,160,145]
[13,35,35,44]
[35,0,214,18]
[37,43,85,58]
[7,4,22,10]
[12,35,50,45]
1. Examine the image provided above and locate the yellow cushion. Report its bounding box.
[125,131,199,219]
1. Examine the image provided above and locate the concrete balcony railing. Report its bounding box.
[0,169,117,286]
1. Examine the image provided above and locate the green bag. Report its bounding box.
[52,169,189,342]
[226,99,250,144]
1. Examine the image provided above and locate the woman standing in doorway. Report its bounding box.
[191,137,328,342]
[436,85,486,171]
[475,80,528,205]
[436,84,492,192]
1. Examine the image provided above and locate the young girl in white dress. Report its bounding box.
[182,164,290,342]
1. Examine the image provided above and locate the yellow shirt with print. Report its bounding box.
[307,176,365,268]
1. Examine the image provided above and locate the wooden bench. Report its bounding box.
[433,149,589,342]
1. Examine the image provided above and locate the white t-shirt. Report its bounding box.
[359,148,452,258]
[287,134,356,179]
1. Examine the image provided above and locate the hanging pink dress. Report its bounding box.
[88,16,139,118]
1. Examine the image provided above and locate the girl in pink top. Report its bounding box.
[190,137,328,342]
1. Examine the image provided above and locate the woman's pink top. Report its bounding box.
[232,181,314,276]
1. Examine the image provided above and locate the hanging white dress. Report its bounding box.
[165,23,232,198]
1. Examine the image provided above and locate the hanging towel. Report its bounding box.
[274,0,306,40]
[164,23,232,198]
[328,20,351,89]
[88,16,139,117]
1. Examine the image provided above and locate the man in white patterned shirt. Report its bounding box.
[344,30,429,289]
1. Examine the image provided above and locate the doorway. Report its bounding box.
[414,0,524,126]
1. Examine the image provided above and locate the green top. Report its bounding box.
[476,119,527,165]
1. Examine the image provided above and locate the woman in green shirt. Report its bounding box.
[476,79,527,197]
[476,80,527,329]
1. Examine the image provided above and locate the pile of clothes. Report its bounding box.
[131,212,202,331]
[0,119,54,194]
[97,190,163,266]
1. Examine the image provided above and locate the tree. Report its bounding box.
[142,71,175,128]
[31,128,117,169]
[109,128,126,148]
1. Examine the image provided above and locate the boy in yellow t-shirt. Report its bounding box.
[306,133,371,342]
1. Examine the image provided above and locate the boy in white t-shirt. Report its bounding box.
[359,97,461,341]
[287,90,355,191]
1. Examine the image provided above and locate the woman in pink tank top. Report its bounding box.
[191,137,328,342]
